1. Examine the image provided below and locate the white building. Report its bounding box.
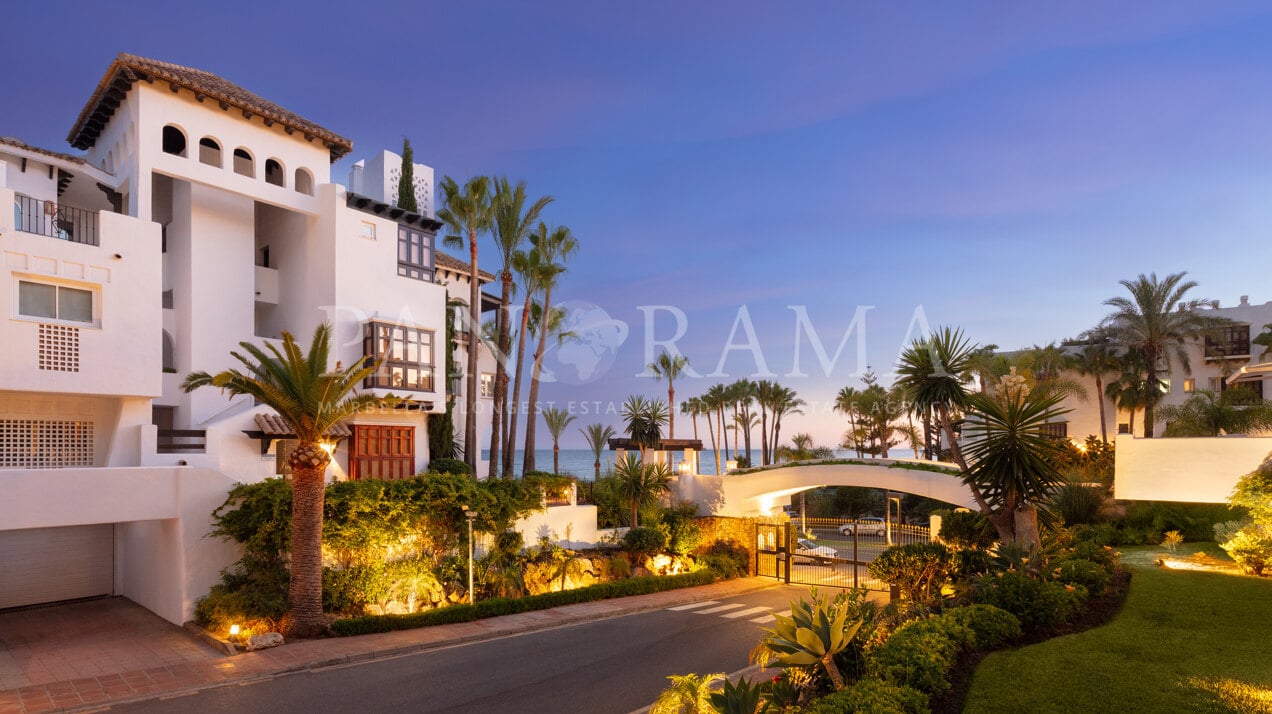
[0,53,460,623]
[349,149,434,218]
[1014,296,1272,441]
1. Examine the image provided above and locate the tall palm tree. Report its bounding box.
[769,386,803,461]
[963,388,1070,548]
[1101,272,1223,437]
[706,383,730,467]
[834,386,864,457]
[620,395,668,458]
[729,380,756,464]
[1073,342,1121,443]
[1158,388,1272,437]
[753,380,776,465]
[695,391,720,475]
[896,326,1010,540]
[612,453,672,527]
[523,223,578,474]
[541,407,577,474]
[580,423,616,479]
[505,247,547,477]
[681,396,702,472]
[486,178,553,479]
[1104,352,1150,437]
[647,352,689,438]
[182,324,378,637]
[438,175,494,472]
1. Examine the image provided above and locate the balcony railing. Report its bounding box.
[14,193,99,246]
[157,429,206,454]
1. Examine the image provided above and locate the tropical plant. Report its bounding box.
[541,407,577,474]
[523,223,578,473]
[1072,342,1121,443]
[612,453,672,527]
[182,323,378,637]
[650,672,723,714]
[621,395,668,455]
[835,386,864,458]
[775,433,833,463]
[1214,453,1272,575]
[580,423,616,479]
[648,352,690,439]
[1101,272,1224,437]
[962,388,1069,548]
[709,677,765,714]
[753,588,865,690]
[438,175,495,471]
[506,246,546,477]
[486,177,553,479]
[1157,388,1272,437]
[1103,350,1152,437]
[768,385,804,465]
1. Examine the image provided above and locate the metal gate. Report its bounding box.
[756,518,930,590]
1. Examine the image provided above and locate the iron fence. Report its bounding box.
[14,193,99,246]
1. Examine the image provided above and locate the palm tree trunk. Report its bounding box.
[668,382,676,439]
[505,294,533,477]
[465,230,481,472]
[936,403,1013,541]
[524,284,554,474]
[594,457,601,480]
[488,271,513,479]
[1096,375,1108,443]
[706,411,719,475]
[1144,363,1158,438]
[718,407,729,462]
[553,442,560,474]
[760,407,769,465]
[284,447,329,638]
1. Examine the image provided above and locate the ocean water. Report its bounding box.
[479,448,867,478]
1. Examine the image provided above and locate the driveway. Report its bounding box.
[0,597,221,691]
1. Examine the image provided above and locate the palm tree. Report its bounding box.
[1073,342,1121,443]
[487,178,553,479]
[1101,272,1224,437]
[182,324,378,637]
[650,672,723,714]
[1158,389,1272,436]
[834,386,864,457]
[695,392,720,475]
[620,395,668,458]
[705,383,730,467]
[579,423,616,479]
[680,396,703,472]
[647,352,689,438]
[963,387,1070,548]
[541,407,577,474]
[1104,353,1151,437]
[899,420,923,458]
[438,175,494,472]
[896,326,1010,540]
[612,453,672,527]
[769,386,803,463]
[753,380,776,465]
[523,223,578,474]
[505,247,547,477]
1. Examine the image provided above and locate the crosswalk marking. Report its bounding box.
[694,602,748,615]
[750,609,790,624]
[721,606,772,619]
[666,600,719,611]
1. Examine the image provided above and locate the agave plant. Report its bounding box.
[753,589,864,690]
[708,677,765,714]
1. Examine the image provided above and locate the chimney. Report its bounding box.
[1240,295,1249,307]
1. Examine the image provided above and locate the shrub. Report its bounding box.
[952,548,994,581]
[697,540,750,579]
[427,457,471,475]
[868,543,956,605]
[1215,522,1272,576]
[1069,540,1118,568]
[937,510,995,550]
[867,616,966,695]
[193,557,289,632]
[331,570,716,636]
[607,556,632,579]
[1051,483,1105,526]
[971,571,1086,632]
[624,526,669,558]
[1051,558,1111,595]
[803,677,930,714]
[1126,500,1238,542]
[941,605,1022,650]
[660,504,702,556]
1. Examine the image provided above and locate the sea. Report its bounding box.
[481,448,862,479]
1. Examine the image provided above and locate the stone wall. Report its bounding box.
[695,515,785,576]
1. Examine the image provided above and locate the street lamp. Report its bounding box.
[462,505,477,603]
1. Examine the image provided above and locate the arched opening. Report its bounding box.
[264,158,285,187]
[233,148,254,177]
[294,168,314,196]
[198,137,222,167]
[162,330,175,372]
[162,125,187,157]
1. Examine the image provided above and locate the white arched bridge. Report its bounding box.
[677,458,978,517]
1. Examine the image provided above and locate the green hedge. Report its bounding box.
[331,570,716,636]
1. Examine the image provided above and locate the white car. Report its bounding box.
[794,538,837,563]
[838,517,888,537]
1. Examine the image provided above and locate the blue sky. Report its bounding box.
[5,2,1271,448]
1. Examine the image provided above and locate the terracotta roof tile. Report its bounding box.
[0,136,86,165]
[253,413,351,438]
[435,251,496,282]
[68,53,352,161]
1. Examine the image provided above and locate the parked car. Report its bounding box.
[794,538,837,563]
[838,517,888,537]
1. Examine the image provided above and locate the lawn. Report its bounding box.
[964,543,1272,713]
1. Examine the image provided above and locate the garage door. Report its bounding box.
[0,525,113,609]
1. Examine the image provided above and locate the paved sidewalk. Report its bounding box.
[0,577,778,714]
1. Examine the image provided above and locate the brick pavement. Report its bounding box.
[0,577,778,713]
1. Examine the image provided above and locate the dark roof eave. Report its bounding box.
[346,191,443,231]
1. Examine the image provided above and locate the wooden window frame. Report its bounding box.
[349,424,416,480]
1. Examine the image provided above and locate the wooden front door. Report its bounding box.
[349,425,416,480]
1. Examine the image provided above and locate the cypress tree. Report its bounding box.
[397,137,418,212]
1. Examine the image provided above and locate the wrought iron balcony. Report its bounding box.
[13,193,99,246]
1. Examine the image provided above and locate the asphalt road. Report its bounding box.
[107,585,817,714]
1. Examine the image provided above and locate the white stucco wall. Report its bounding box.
[515,504,603,550]
[1113,434,1271,503]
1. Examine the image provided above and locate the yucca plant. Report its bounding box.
[753,589,864,690]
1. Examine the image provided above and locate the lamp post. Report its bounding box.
[462,505,477,603]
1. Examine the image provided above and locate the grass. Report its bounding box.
[964,543,1272,713]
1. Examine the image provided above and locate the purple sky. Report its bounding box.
[5,2,1272,449]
